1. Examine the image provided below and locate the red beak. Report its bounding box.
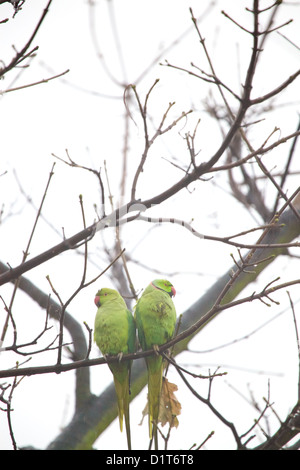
[171,286,176,297]
[94,296,100,307]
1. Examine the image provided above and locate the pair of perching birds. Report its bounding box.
[94,279,177,450]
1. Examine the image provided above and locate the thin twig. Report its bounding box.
[1,163,56,343]
[287,291,300,401]
[1,69,69,94]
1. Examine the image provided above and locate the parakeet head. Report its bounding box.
[151,279,176,297]
[94,288,119,307]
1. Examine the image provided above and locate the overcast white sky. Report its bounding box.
[0,0,300,450]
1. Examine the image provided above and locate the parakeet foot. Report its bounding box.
[117,352,124,362]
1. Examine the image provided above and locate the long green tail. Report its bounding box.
[147,355,163,449]
[112,365,132,450]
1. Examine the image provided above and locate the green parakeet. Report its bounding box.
[94,288,136,450]
[135,279,176,448]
